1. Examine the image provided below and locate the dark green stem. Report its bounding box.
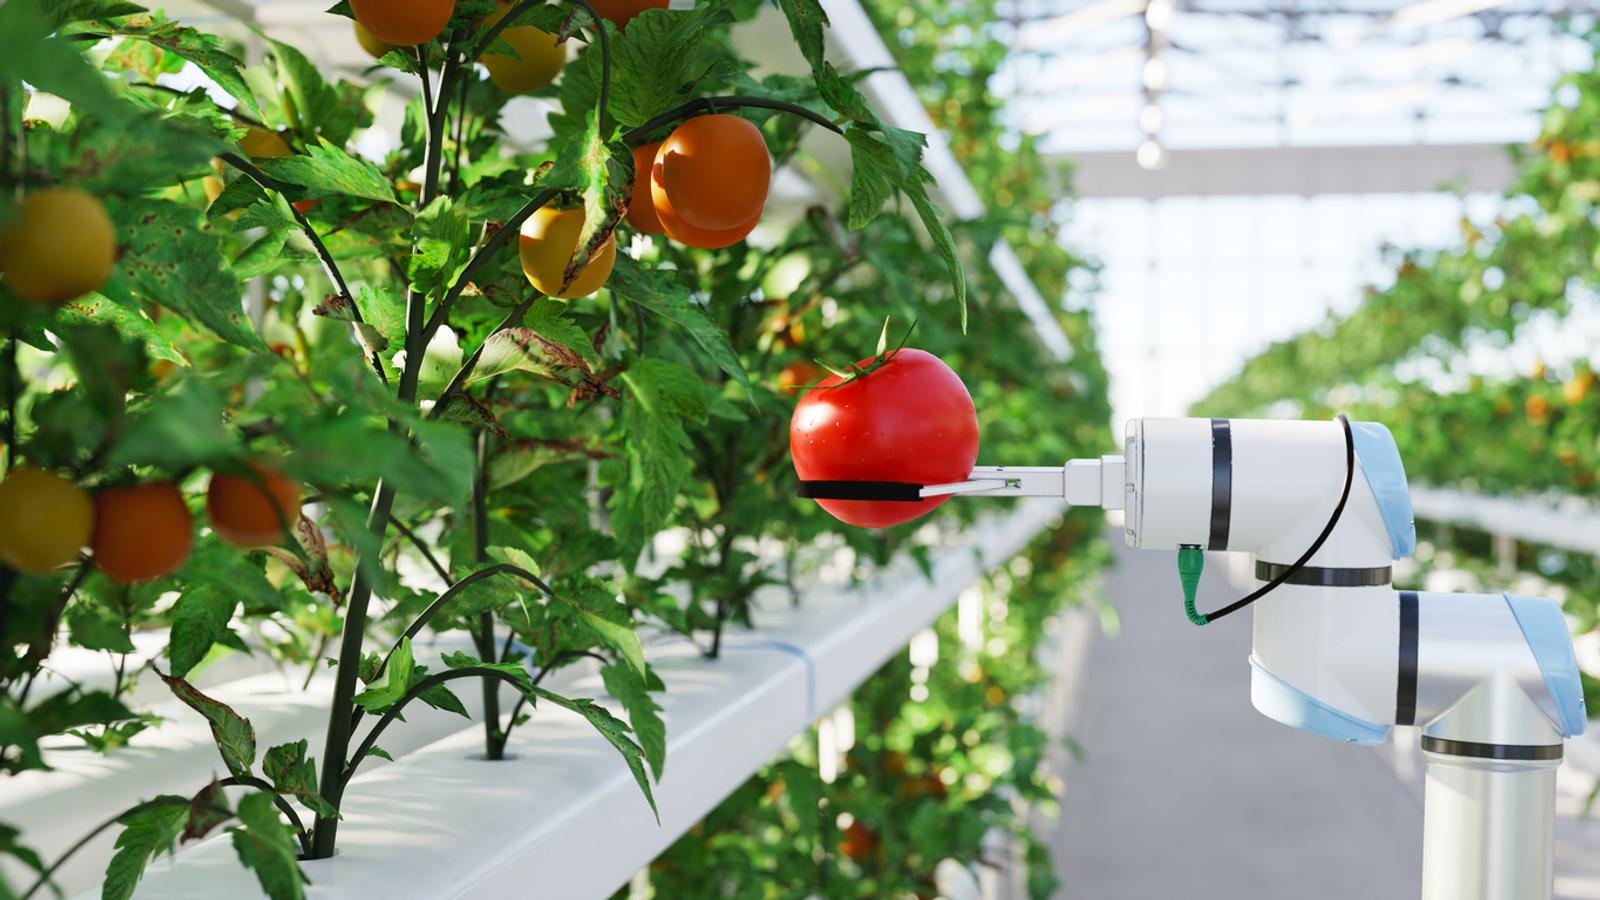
[421,190,560,347]
[471,392,502,760]
[341,668,530,789]
[495,649,607,754]
[310,34,461,861]
[427,291,541,418]
[623,96,845,144]
[217,776,312,856]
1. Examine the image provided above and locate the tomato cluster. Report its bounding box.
[0,461,300,583]
[626,114,773,250]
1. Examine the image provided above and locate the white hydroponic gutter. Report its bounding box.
[87,499,1065,899]
[1408,485,1600,557]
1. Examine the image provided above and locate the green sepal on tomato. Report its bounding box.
[789,348,979,529]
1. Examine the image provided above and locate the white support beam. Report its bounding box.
[1057,142,1519,198]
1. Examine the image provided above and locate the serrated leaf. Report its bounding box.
[169,587,238,678]
[581,612,645,680]
[600,663,665,780]
[353,637,414,713]
[844,127,897,230]
[159,671,256,779]
[610,258,748,389]
[103,799,189,900]
[85,13,262,119]
[65,596,136,654]
[102,198,264,349]
[229,792,306,900]
[258,138,398,204]
[533,686,657,819]
[906,182,968,331]
[406,196,472,299]
[609,358,707,561]
[776,0,828,72]
[607,3,735,127]
[263,739,340,819]
[182,781,233,843]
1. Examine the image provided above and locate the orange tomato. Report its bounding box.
[653,114,770,231]
[587,0,668,29]
[625,143,664,235]
[518,205,616,298]
[838,822,879,861]
[1527,394,1551,423]
[1564,370,1594,405]
[91,483,193,583]
[206,462,301,549]
[349,0,456,46]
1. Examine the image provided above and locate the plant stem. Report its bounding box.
[427,291,541,418]
[421,189,560,346]
[497,649,608,750]
[623,96,845,144]
[341,667,533,789]
[2,327,16,472]
[470,394,503,760]
[310,35,461,860]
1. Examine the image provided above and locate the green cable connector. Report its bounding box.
[1178,544,1208,626]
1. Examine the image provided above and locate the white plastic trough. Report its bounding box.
[77,499,1065,899]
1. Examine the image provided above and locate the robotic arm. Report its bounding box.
[887,417,1587,900]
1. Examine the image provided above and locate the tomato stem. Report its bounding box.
[624,96,846,145]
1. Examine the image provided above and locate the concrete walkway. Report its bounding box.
[1049,530,1600,899]
[1050,534,1425,899]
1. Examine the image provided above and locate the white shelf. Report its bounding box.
[1409,485,1600,557]
[87,500,1065,899]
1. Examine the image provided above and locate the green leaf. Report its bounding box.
[229,792,306,900]
[580,611,645,680]
[776,0,829,72]
[66,597,136,654]
[524,297,597,365]
[60,295,187,366]
[103,799,189,900]
[607,3,736,127]
[440,651,534,691]
[101,198,264,349]
[105,378,236,469]
[406,196,472,299]
[0,688,137,772]
[0,2,125,119]
[41,0,145,27]
[610,258,748,390]
[257,138,398,205]
[169,588,239,678]
[182,780,235,843]
[353,637,414,713]
[472,327,598,386]
[414,675,470,719]
[263,739,340,819]
[86,13,263,119]
[609,359,708,560]
[158,671,256,779]
[600,663,665,780]
[844,127,898,230]
[533,686,657,820]
[905,182,968,332]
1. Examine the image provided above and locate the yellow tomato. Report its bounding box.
[481,6,566,94]
[0,188,117,307]
[354,20,400,59]
[0,467,93,573]
[518,206,616,299]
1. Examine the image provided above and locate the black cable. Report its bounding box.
[1191,414,1357,624]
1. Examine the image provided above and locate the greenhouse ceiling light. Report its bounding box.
[1019,0,1145,51]
[1390,0,1515,29]
[1143,56,1168,90]
[1144,0,1175,33]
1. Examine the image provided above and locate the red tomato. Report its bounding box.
[789,348,979,529]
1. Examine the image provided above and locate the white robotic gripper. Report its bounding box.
[927,417,1586,900]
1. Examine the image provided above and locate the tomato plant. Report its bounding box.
[0,0,1106,895]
